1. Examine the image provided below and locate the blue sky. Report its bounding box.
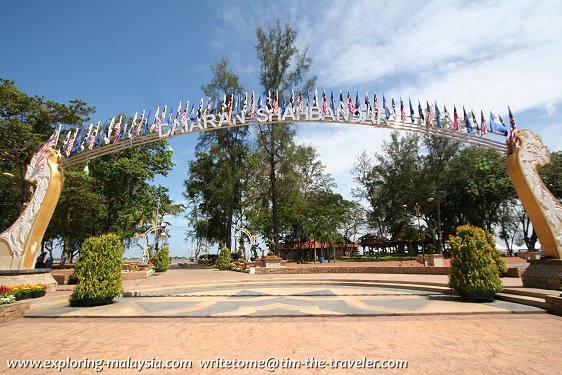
[2,0,562,257]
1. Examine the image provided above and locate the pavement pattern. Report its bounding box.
[27,283,544,318]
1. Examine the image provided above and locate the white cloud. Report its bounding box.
[296,124,390,200]
[300,0,562,112]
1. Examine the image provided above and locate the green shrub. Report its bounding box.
[217,247,232,270]
[152,246,170,272]
[70,233,123,306]
[448,225,507,298]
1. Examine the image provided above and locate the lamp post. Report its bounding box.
[403,201,432,266]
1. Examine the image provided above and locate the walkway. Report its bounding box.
[1,265,561,374]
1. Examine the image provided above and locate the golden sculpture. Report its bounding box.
[0,149,64,270]
[506,129,562,259]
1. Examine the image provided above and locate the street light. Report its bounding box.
[403,200,433,266]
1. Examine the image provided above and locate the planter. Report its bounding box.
[427,254,444,267]
[458,291,496,302]
[15,293,31,301]
[31,290,46,298]
[69,297,115,307]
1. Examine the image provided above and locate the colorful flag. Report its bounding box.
[435,102,441,128]
[89,122,100,149]
[472,111,480,133]
[321,90,328,113]
[313,89,318,107]
[507,107,521,148]
[273,92,278,114]
[490,112,507,135]
[339,91,344,110]
[36,129,58,166]
[418,101,425,122]
[250,92,255,117]
[453,106,459,130]
[347,91,355,115]
[391,97,396,118]
[443,105,450,127]
[373,94,379,117]
[364,91,371,113]
[480,110,487,136]
[355,91,360,112]
[400,97,406,122]
[383,95,390,119]
[463,107,473,133]
[426,102,434,127]
[113,116,123,143]
[409,98,415,123]
[298,91,304,113]
[257,93,263,110]
[330,91,335,112]
[65,128,78,157]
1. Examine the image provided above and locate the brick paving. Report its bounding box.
[1,264,561,374]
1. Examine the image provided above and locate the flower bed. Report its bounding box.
[0,283,48,303]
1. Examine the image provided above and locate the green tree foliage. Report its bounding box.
[448,225,507,299]
[352,132,517,247]
[185,59,249,250]
[254,21,317,252]
[0,78,94,231]
[70,233,123,306]
[216,247,231,270]
[152,245,170,272]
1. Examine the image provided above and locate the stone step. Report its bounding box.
[501,287,559,299]
[496,293,547,309]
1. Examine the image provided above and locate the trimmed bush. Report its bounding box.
[152,246,170,272]
[70,233,123,306]
[217,247,231,270]
[448,225,507,301]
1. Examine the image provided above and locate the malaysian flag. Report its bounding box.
[298,91,304,113]
[426,102,434,127]
[347,91,356,115]
[480,110,487,136]
[180,104,188,127]
[373,94,379,117]
[135,110,146,136]
[507,107,521,148]
[226,94,234,117]
[273,92,278,114]
[113,116,123,143]
[36,129,59,166]
[250,92,255,117]
[322,90,327,113]
[65,128,78,157]
[400,97,406,122]
[88,122,100,150]
[453,106,459,130]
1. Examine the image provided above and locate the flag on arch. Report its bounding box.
[36,127,59,166]
[490,112,507,135]
[480,110,487,136]
[409,98,415,123]
[383,95,391,119]
[426,102,434,127]
[373,94,379,117]
[507,107,521,149]
[417,101,425,122]
[453,106,459,130]
[463,107,473,133]
[400,97,406,122]
[322,90,328,113]
[434,102,441,128]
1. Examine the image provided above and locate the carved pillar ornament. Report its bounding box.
[0,149,64,270]
[506,129,562,259]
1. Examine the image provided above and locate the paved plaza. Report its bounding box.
[2,266,562,374]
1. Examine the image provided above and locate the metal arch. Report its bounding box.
[60,116,507,168]
[235,226,258,260]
